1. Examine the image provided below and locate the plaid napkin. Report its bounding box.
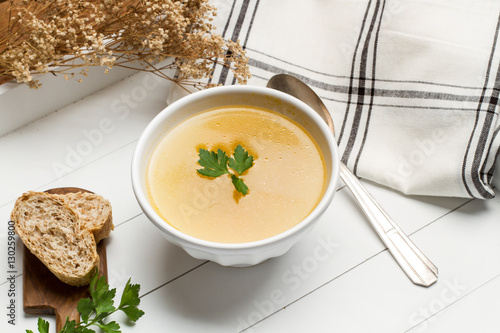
[199,0,500,199]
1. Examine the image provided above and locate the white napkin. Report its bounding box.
[204,0,500,199]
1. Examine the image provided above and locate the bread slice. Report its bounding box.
[55,192,114,243]
[11,191,99,286]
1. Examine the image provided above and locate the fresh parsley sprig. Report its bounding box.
[197,145,254,195]
[27,272,144,333]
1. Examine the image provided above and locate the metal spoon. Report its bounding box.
[267,74,438,287]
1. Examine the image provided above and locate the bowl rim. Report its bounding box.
[131,85,340,251]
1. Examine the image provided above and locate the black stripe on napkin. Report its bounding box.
[218,0,251,85]
[470,67,499,198]
[231,0,260,85]
[249,46,489,91]
[248,54,484,104]
[337,0,374,144]
[206,0,237,86]
[485,126,500,184]
[340,0,385,176]
[462,13,500,198]
[353,0,386,175]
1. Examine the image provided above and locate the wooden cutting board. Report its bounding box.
[23,187,108,331]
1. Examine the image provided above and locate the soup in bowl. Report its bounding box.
[131,85,340,266]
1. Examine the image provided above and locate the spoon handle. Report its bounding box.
[339,163,438,287]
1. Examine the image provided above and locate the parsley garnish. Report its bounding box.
[197,144,254,195]
[26,271,144,333]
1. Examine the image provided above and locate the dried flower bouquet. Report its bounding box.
[0,0,250,88]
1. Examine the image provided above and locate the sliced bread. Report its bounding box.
[11,191,99,286]
[55,192,114,243]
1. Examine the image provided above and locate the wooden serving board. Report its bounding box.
[23,187,108,331]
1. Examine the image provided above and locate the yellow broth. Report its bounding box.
[146,105,326,243]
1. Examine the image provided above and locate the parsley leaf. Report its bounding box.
[119,278,141,307]
[97,321,120,333]
[27,318,49,333]
[76,298,94,323]
[95,284,116,314]
[197,148,229,177]
[231,174,249,195]
[88,270,99,298]
[118,278,145,322]
[38,318,49,333]
[26,271,144,333]
[228,145,254,175]
[91,275,116,314]
[197,145,254,195]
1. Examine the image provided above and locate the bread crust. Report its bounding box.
[10,191,111,286]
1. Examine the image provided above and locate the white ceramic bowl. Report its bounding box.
[131,85,340,266]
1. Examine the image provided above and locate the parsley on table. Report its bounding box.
[26,271,144,333]
[197,144,254,195]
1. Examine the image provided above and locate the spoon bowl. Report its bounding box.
[267,75,335,132]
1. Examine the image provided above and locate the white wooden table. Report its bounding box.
[1,66,499,333]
